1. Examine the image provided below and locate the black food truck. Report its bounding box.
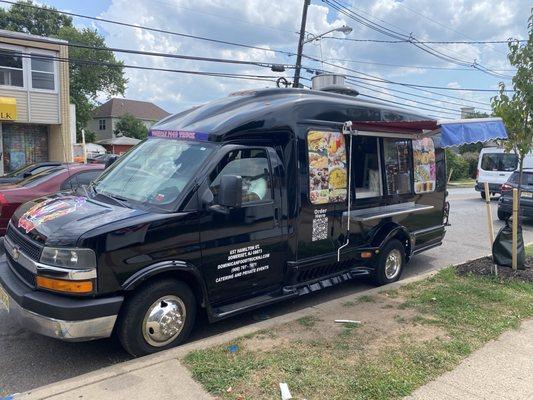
[0,88,450,356]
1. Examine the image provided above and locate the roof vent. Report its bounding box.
[311,74,359,97]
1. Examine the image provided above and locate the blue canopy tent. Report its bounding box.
[342,117,508,146]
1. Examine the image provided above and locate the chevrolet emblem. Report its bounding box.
[11,245,20,261]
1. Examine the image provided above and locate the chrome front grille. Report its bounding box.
[6,224,43,261]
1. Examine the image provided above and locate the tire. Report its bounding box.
[372,239,405,286]
[117,279,197,357]
[480,191,486,200]
[497,208,510,221]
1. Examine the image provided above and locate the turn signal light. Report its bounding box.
[36,276,93,293]
[361,251,373,259]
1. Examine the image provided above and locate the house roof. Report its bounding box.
[0,29,68,45]
[97,136,141,146]
[93,98,171,121]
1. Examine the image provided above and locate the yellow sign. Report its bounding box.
[0,97,17,121]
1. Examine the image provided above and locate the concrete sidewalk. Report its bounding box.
[407,319,533,400]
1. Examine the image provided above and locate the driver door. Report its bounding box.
[199,146,286,304]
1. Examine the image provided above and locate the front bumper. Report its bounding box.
[475,182,502,193]
[0,255,123,341]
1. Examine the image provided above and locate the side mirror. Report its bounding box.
[218,175,243,208]
[104,155,118,169]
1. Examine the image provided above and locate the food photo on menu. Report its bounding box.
[308,131,348,204]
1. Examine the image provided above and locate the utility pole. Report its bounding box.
[293,0,310,88]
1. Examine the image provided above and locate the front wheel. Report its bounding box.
[117,279,197,357]
[480,191,486,200]
[372,239,405,286]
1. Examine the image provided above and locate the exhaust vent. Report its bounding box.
[311,74,359,97]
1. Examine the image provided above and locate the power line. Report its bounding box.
[1,50,281,82]
[323,0,513,80]
[0,33,294,70]
[0,0,506,108]
[301,56,513,93]
[325,57,515,72]
[344,79,466,115]
[322,36,526,45]
[345,76,492,112]
[0,0,295,57]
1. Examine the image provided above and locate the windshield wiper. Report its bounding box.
[99,190,131,208]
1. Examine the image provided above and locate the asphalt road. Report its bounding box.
[1,188,532,395]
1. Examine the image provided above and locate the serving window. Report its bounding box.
[352,137,383,199]
[307,130,347,205]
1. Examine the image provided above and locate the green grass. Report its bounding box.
[447,178,475,188]
[358,294,376,303]
[185,248,533,400]
[526,244,533,257]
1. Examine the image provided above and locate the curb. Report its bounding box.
[14,248,531,400]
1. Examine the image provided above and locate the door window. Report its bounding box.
[210,149,273,204]
[383,139,412,195]
[61,170,101,190]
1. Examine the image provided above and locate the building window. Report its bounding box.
[0,49,24,87]
[99,119,106,130]
[31,54,55,90]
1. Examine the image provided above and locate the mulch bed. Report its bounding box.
[455,256,533,283]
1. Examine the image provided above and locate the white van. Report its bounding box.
[475,147,533,199]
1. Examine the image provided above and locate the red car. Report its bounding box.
[0,164,104,235]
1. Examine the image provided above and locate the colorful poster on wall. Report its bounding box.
[308,130,347,204]
[413,138,436,193]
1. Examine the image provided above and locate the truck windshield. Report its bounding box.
[93,138,214,209]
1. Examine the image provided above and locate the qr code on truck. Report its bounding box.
[312,211,328,241]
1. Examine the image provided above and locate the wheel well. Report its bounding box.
[372,225,412,261]
[128,270,206,308]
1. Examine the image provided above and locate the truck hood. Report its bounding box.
[12,194,148,246]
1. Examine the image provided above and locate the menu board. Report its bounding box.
[413,138,436,193]
[307,130,347,204]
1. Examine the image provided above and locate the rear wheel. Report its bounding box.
[372,239,405,286]
[117,279,196,357]
[480,191,486,200]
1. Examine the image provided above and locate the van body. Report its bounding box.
[476,147,533,198]
[0,88,447,356]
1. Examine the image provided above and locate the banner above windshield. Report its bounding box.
[149,129,209,141]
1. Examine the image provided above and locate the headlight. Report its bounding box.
[40,247,97,269]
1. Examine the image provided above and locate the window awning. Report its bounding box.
[343,117,508,147]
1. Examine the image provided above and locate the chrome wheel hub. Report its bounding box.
[142,295,186,347]
[385,249,402,279]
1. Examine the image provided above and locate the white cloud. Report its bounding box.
[87,0,530,118]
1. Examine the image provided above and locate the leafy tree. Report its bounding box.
[0,1,127,136]
[114,113,148,140]
[77,130,96,143]
[491,10,532,200]
[0,0,72,37]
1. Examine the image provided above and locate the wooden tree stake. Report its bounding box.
[512,188,518,270]
[483,182,494,249]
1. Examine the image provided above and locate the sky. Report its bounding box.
[4,0,531,119]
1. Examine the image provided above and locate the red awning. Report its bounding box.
[348,120,439,135]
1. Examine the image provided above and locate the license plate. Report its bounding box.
[521,192,533,199]
[0,284,9,312]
